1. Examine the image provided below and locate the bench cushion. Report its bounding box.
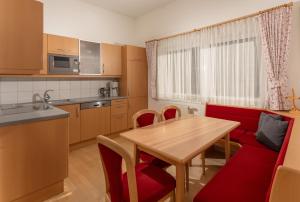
[194,146,278,202]
[239,131,270,150]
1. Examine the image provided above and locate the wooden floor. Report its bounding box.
[45,136,226,202]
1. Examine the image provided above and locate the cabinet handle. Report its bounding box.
[102,64,105,74]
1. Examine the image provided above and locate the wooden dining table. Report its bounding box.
[120,115,240,202]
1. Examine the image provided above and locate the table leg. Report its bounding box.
[133,144,140,165]
[201,151,206,175]
[176,164,185,202]
[224,133,230,162]
[185,163,189,191]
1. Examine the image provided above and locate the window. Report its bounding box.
[156,18,266,107]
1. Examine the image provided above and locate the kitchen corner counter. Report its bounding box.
[0,104,69,127]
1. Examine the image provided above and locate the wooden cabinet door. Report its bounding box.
[0,0,43,74]
[64,37,79,56]
[40,33,48,75]
[127,97,148,128]
[126,45,147,62]
[101,43,122,76]
[48,34,79,56]
[81,106,111,141]
[111,99,128,133]
[127,61,148,97]
[57,104,81,144]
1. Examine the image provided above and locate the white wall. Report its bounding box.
[135,0,300,114]
[42,0,137,45]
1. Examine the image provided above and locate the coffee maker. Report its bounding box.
[109,81,119,97]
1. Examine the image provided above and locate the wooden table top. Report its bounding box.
[121,116,240,164]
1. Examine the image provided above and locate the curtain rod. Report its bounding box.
[146,2,293,43]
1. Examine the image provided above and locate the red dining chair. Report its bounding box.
[132,109,171,168]
[161,105,182,121]
[97,135,176,202]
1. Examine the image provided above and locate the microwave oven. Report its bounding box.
[48,54,80,75]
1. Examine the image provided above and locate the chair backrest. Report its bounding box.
[132,109,161,129]
[161,105,182,121]
[97,135,138,202]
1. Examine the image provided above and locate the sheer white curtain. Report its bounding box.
[156,17,266,107]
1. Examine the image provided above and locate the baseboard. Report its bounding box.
[12,181,64,202]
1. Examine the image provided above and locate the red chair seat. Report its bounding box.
[123,163,176,202]
[193,146,278,202]
[140,151,170,168]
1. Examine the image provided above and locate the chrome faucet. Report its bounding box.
[43,89,54,103]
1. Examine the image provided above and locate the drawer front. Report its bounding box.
[111,99,127,106]
[111,104,127,115]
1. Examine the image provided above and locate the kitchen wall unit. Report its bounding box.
[0,0,43,74]
[100,43,122,76]
[0,118,68,202]
[111,99,128,133]
[47,34,79,56]
[121,46,148,128]
[57,104,81,144]
[80,106,110,141]
[40,33,48,75]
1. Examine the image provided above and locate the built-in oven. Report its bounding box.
[48,54,80,75]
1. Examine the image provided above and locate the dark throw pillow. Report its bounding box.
[257,112,282,132]
[256,113,288,152]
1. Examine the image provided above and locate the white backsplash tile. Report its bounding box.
[18,81,33,92]
[1,81,18,93]
[1,92,17,104]
[59,90,70,99]
[0,78,117,105]
[18,91,33,103]
[59,80,70,90]
[33,80,47,92]
[46,80,59,91]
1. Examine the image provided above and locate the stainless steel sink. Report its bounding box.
[0,103,52,116]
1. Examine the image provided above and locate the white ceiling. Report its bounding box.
[80,0,175,18]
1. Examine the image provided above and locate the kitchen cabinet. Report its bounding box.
[80,106,110,141]
[0,0,43,74]
[57,104,81,144]
[0,118,68,202]
[48,34,79,56]
[40,33,48,75]
[100,43,122,76]
[111,99,128,133]
[121,45,148,128]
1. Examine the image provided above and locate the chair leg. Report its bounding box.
[201,151,206,176]
[170,190,176,202]
[185,163,189,192]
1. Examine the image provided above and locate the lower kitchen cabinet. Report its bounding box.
[80,106,111,141]
[111,99,128,133]
[57,104,81,144]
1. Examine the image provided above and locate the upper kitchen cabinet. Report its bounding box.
[48,34,79,56]
[0,0,43,74]
[100,43,122,76]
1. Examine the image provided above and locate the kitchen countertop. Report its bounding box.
[0,96,127,127]
[0,103,69,127]
[48,96,127,106]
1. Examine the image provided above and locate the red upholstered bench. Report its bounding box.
[194,104,294,202]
